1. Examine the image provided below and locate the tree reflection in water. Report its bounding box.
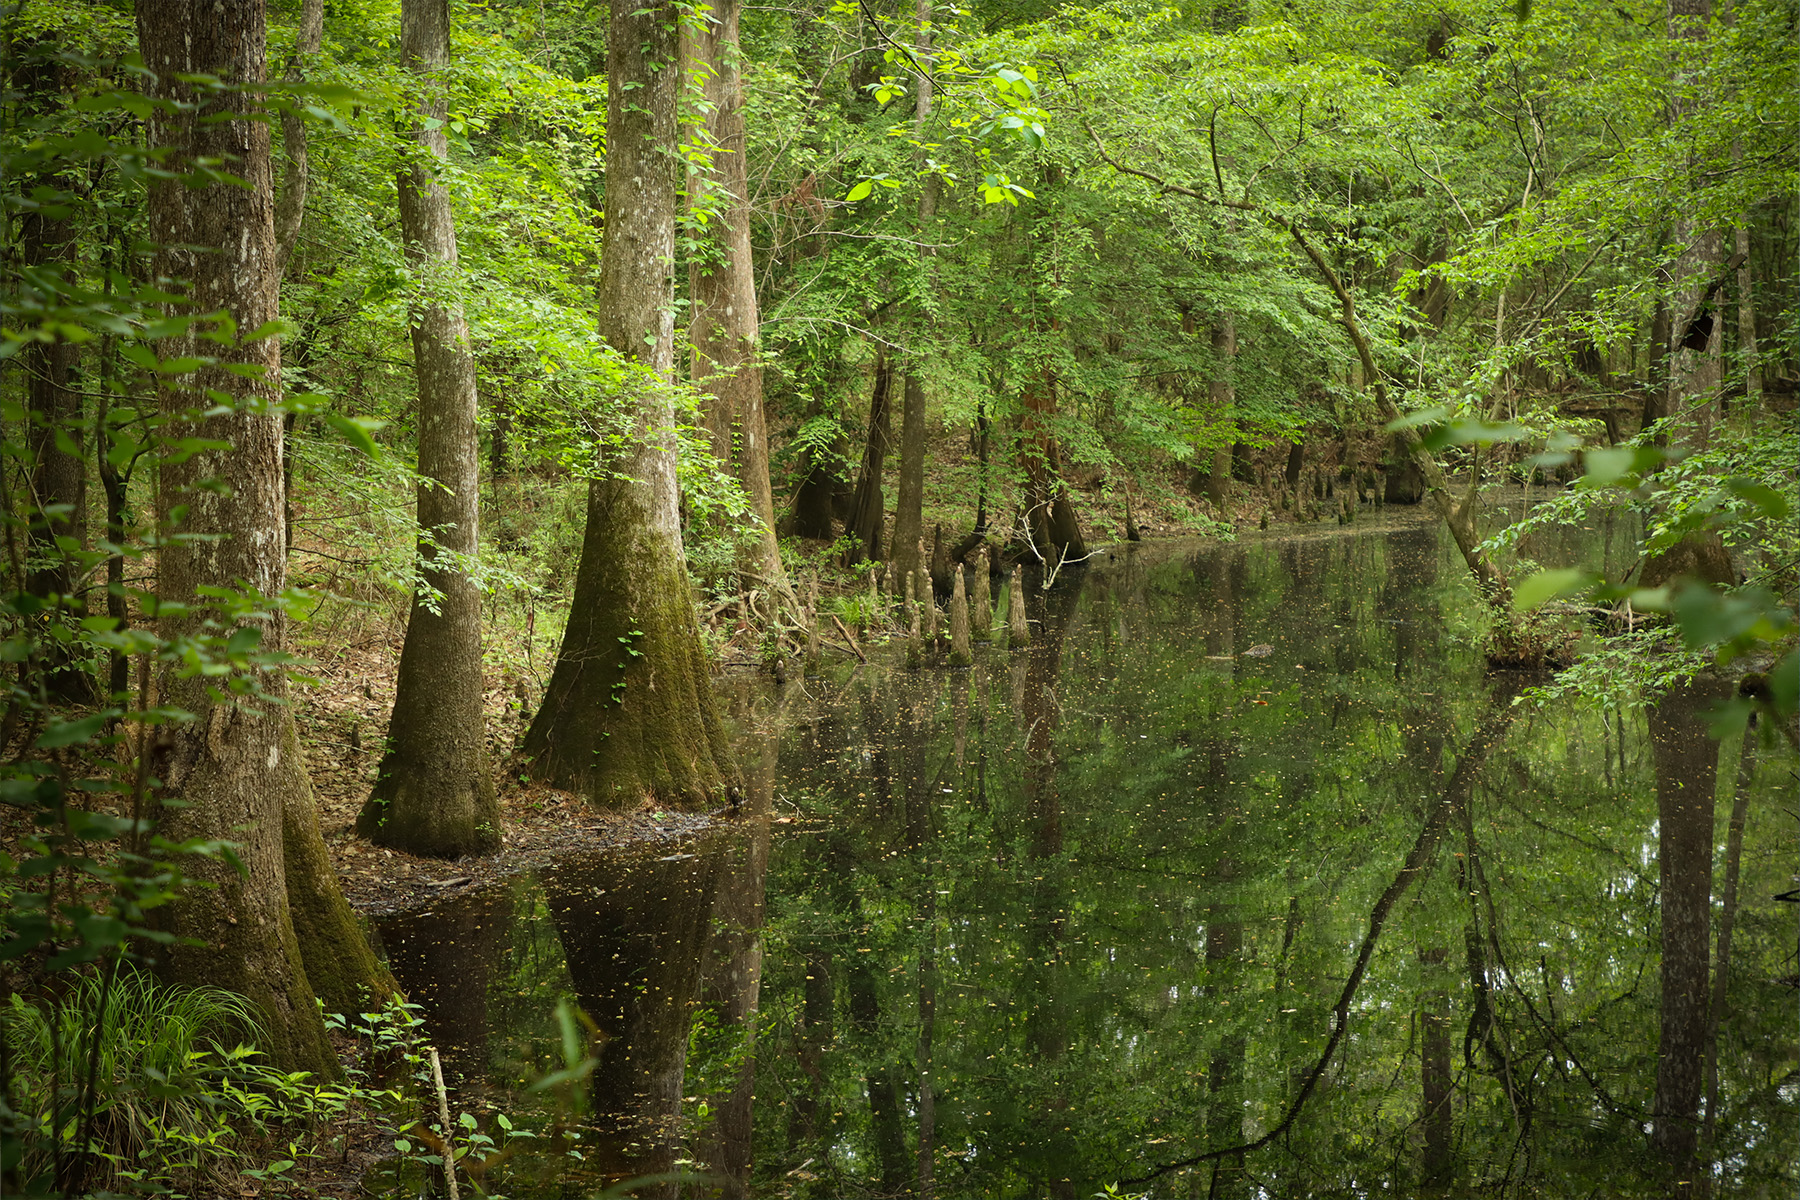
[380,521,1796,1199]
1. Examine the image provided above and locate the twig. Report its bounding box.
[830,614,867,661]
[429,1047,461,1200]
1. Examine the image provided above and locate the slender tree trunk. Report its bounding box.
[522,0,734,807]
[1732,225,1759,400]
[889,3,938,592]
[892,371,928,590]
[18,50,92,704]
[274,0,322,559]
[358,0,502,858]
[1206,316,1237,521]
[843,350,893,564]
[1664,0,1724,451]
[273,0,323,272]
[1648,680,1725,1193]
[138,0,336,1075]
[686,0,792,609]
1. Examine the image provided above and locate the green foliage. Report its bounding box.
[3,967,355,1195]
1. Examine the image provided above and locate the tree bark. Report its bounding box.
[891,371,928,592]
[1206,316,1237,520]
[522,0,734,808]
[889,4,938,592]
[358,0,502,858]
[138,0,336,1075]
[1664,0,1724,451]
[1648,679,1725,1193]
[686,0,792,610]
[1019,369,1087,564]
[842,350,893,564]
[273,0,323,272]
[18,49,92,704]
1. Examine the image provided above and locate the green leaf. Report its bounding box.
[844,179,874,203]
[324,414,383,459]
[1511,568,1592,613]
[36,714,108,749]
[1720,476,1789,520]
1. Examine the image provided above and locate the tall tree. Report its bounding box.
[842,350,893,565]
[521,0,734,806]
[137,0,342,1073]
[17,47,92,704]
[686,0,795,612]
[887,0,938,594]
[1663,0,1725,451]
[356,0,502,858]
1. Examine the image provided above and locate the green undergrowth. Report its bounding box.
[1,967,592,1200]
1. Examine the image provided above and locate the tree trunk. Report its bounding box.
[790,429,838,540]
[18,50,92,704]
[358,0,502,858]
[1019,370,1087,564]
[522,0,734,808]
[138,0,336,1075]
[1664,0,1724,452]
[842,350,893,563]
[1648,680,1725,1193]
[686,0,792,609]
[273,0,323,272]
[889,7,938,592]
[1733,224,1759,400]
[1206,317,1237,520]
[891,371,928,591]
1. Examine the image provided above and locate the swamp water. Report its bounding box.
[377,514,1797,1199]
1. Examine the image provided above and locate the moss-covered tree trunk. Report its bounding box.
[138,0,341,1074]
[521,0,733,807]
[686,0,792,611]
[357,0,501,858]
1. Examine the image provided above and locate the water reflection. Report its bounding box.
[378,518,1796,1199]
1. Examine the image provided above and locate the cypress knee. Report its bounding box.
[948,566,972,667]
[1008,571,1030,647]
[971,547,993,641]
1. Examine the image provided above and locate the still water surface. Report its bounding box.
[379,514,1797,1199]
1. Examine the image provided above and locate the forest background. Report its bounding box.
[0,0,1794,1192]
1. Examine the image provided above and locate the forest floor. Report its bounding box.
[294,650,723,916]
